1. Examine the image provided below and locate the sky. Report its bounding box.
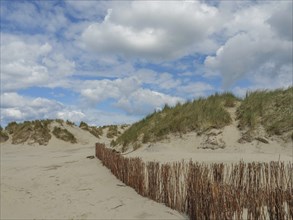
[0,0,292,126]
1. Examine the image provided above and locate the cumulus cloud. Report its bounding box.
[0,92,140,126]
[0,93,84,125]
[115,88,184,115]
[205,1,292,88]
[80,109,141,126]
[1,109,24,120]
[267,2,293,41]
[1,1,69,34]
[79,77,141,103]
[82,1,219,60]
[0,35,75,91]
[1,1,291,126]
[65,1,109,21]
[77,75,185,115]
[1,93,62,123]
[177,82,214,98]
[56,111,85,123]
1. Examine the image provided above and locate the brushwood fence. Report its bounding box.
[95,143,293,220]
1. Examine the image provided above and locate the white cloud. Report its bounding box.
[156,73,182,90]
[267,2,292,41]
[56,111,85,123]
[205,32,292,88]
[81,1,219,61]
[80,109,141,126]
[177,82,214,98]
[1,109,24,120]
[0,92,89,126]
[205,1,292,88]
[0,92,138,126]
[0,93,63,124]
[1,1,69,34]
[65,1,109,21]
[1,1,292,127]
[79,77,141,103]
[0,35,75,91]
[115,88,184,115]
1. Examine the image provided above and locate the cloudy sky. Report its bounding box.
[1,0,292,126]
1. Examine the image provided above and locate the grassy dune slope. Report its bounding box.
[113,87,292,151]
[4,120,81,145]
[113,93,238,151]
[237,87,293,137]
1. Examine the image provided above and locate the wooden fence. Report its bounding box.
[95,143,293,220]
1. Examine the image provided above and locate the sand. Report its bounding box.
[126,130,293,164]
[1,118,292,219]
[126,106,293,163]
[0,130,186,220]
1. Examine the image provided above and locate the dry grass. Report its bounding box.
[96,143,293,220]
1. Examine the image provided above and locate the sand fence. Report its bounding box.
[95,143,292,220]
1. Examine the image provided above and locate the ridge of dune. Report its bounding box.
[123,104,293,163]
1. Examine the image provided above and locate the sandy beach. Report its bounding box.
[1,122,292,219]
[0,140,186,220]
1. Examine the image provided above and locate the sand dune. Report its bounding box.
[1,110,292,219]
[1,139,186,219]
[125,105,293,164]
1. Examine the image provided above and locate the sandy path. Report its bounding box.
[1,143,186,220]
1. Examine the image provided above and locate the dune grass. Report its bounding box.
[79,121,103,138]
[66,120,76,126]
[106,125,120,138]
[113,93,237,151]
[52,126,77,143]
[0,126,9,142]
[5,120,52,145]
[237,87,293,136]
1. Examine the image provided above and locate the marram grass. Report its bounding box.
[113,92,238,151]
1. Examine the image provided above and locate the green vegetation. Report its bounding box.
[79,121,89,129]
[0,126,9,142]
[66,120,75,126]
[106,125,120,138]
[5,121,18,134]
[6,120,52,145]
[113,93,237,151]
[79,121,103,138]
[55,119,64,125]
[121,124,129,129]
[237,87,293,135]
[52,126,77,143]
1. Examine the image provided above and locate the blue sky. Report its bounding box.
[1,0,292,126]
